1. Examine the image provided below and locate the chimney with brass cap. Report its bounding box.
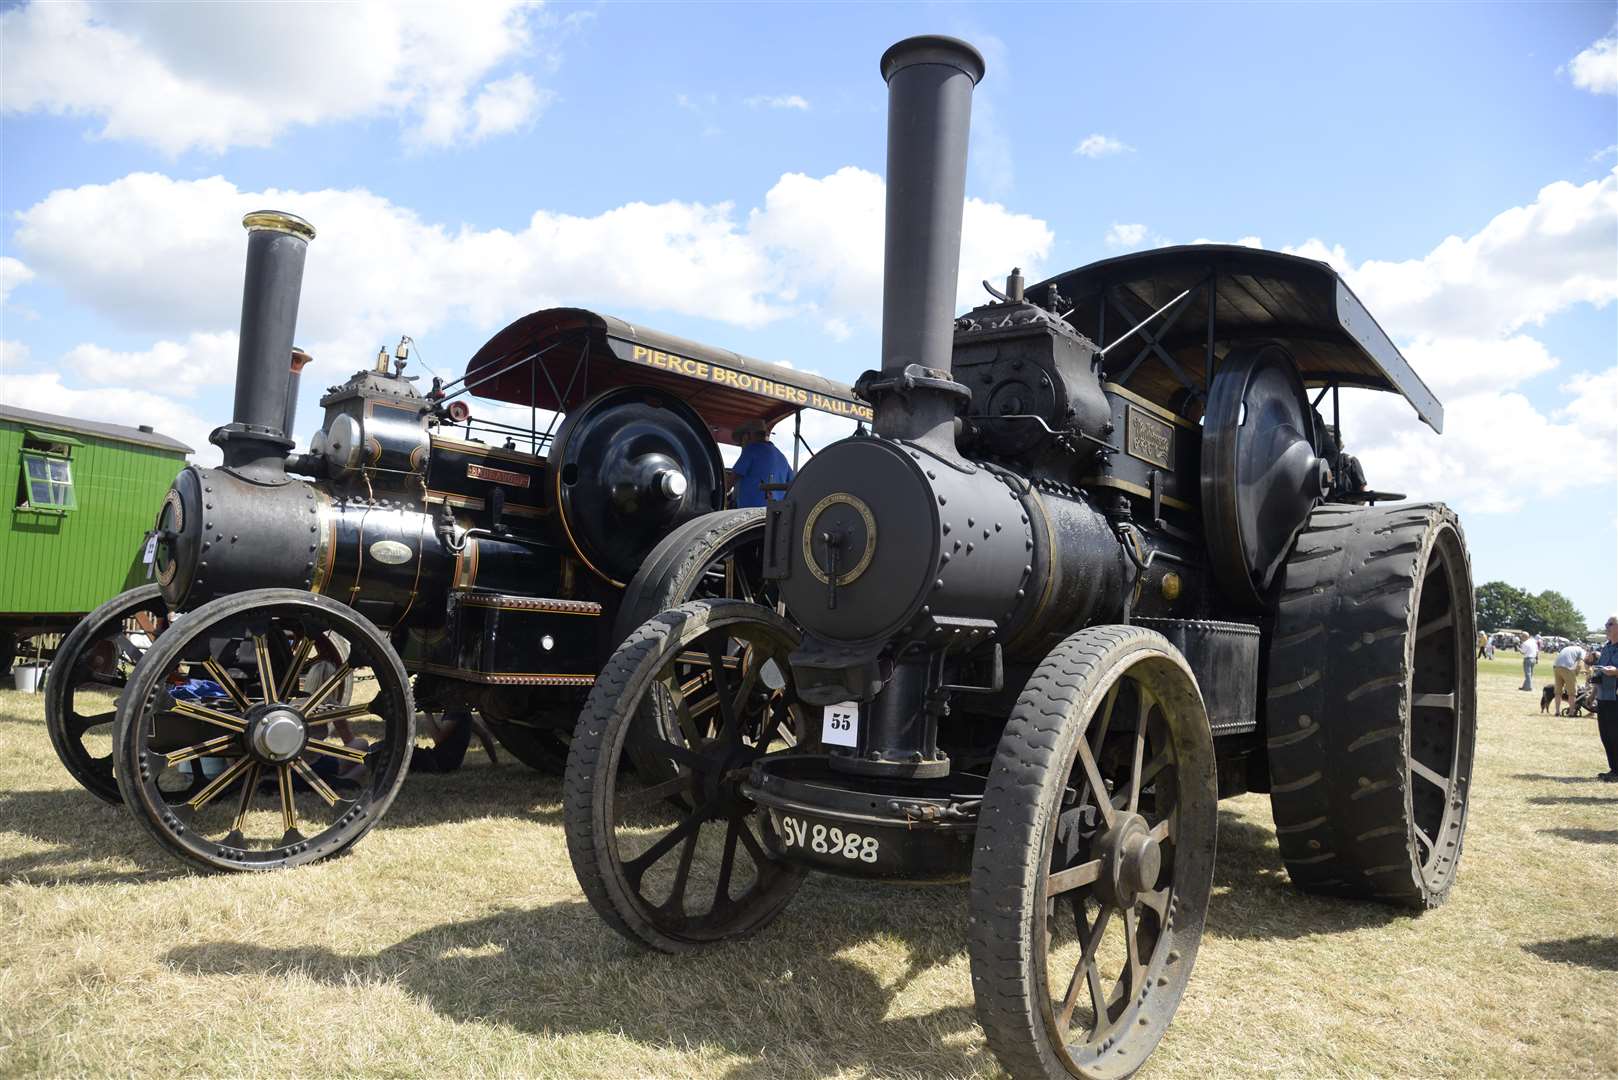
[212,210,315,482]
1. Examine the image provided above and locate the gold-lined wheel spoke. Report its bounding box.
[253,634,278,702]
[291,758,341,807]
[277,765,298,832]
[302,737,369,765]
[201,658,253,711]
[299,662,353,713]
[186,755,255,811]
[305,702,378,726]
[282,634,316,700]
[231,762,262,832]
[164,734,241,767]
[170,700,247,733]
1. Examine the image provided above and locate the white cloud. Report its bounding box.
[0,1,555,153]
[744,94,810,111]
[0,256,34,303]
[1075,134,1132,158]
[1567,30,1618,94]
[1104,223,1150,249]
[1,340,31,370]
[62,331,238,396]
[0,370,213,459]
[11,168,1053,374]
[1557,368,1618,437]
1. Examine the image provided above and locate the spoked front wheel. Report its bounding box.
[46,585,169,803]
[565,599,807,952]
[969,626,1217,1079]
[114,588,415,871]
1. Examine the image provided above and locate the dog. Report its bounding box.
[1542,682,1597,717]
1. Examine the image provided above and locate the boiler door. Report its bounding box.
[550,386,724,586]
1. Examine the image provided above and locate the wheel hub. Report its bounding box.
[249,707,307,763]
[1094,813,1161,907]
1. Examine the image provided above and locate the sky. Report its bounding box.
[1,1,1615,627]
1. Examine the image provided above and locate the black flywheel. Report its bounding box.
[1201,342,1329,610]
[550,386,724,586]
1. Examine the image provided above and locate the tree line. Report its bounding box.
[1475,581,1588,639]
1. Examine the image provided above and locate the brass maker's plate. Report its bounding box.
[802,492,876,586]
[1126,404,1174,469]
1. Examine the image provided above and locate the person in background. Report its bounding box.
[1519,633,1539,691]
[730,418,793,508]
[1551,642,1587,717]
[1593,616,1618,782]
[1477,631,1488,660]
[1485,635,1496,661]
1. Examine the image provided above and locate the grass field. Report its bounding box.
[2,662,1614,1079]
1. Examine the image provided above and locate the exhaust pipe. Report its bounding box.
[284,346,313,444]
[863,36,984,447]
[213,210,315,481]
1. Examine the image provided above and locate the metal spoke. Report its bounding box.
[1414,823,1436,854]
[1084,960,1110,1039]
[253,634,278,702]
[186,755,255,811]
[1057,903,1112,1034]
[1046,858,1103,897]
[714,818,742,909]
[706,637,740,741]
[643,738,712,773]
[622,804,712,889]
[231,762,262,832]
[734,817,771,868]
[1123,907,1145,1001]
[1140,887,1171,923]
[1128,691,1151,814]
[164,733,240,767]
[1412,693,1455,710]
[1074,739,1116,830]
[1415,612,1453,640]
[730,646,765,728]
[170,700,247,733]
[1409,756,1449,790]
[1148,814,1174,843]
[277,764,298,833]
[659,828,701,914]
[67,710,117,737]
[301,737,370,765]
[202,658,253,711]
[616,773,691,816]
[305,702,378,726]
[300,662,353,713]
[291,758,341,807]
[282,635,316,700]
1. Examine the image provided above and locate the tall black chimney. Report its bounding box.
[213,210,315,480]
[861,36,984,448]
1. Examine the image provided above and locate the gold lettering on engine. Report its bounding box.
[467,463,531,488]
[1126,405,1174,470]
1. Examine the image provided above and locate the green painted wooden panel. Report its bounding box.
[0,420,187,617]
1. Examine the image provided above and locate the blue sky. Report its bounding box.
[2,2,1615,625]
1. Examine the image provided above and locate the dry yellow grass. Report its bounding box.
[2,663,1614,1079]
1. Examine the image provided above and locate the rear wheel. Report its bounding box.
[969,626,1218,1079]
[1266,502,1476,907]
[46,586,168,803]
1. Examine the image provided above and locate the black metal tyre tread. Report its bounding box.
[610,507,765,646]
[1265,502,1476,908]
[46,584,164,804]
[112,588,416,873]
[968,625,1215,1080]
[564,599,806,954]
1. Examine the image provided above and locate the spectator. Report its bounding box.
[1477,631,1488,660]
[1485,636,1495,661]
[730,418,793,508]
[1593,616,1618,782]
[1519,633,1539,691]
[1551,642,1587,717]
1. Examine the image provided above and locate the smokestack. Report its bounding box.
[214,210,314,479]
[879,36,983,378]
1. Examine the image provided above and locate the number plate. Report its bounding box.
[777,814,881,864]
[141,534,159,565]
[821,701,859,747]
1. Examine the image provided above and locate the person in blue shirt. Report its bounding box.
[1592,615,1618,782]
[730,418,794,507]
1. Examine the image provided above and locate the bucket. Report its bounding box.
[12,662,46,693]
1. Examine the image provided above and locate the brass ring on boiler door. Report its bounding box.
[801,492,877,586]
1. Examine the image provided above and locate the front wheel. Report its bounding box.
[114,588,415,872]
[565,599,807,952]
[969,626,1218,1079]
